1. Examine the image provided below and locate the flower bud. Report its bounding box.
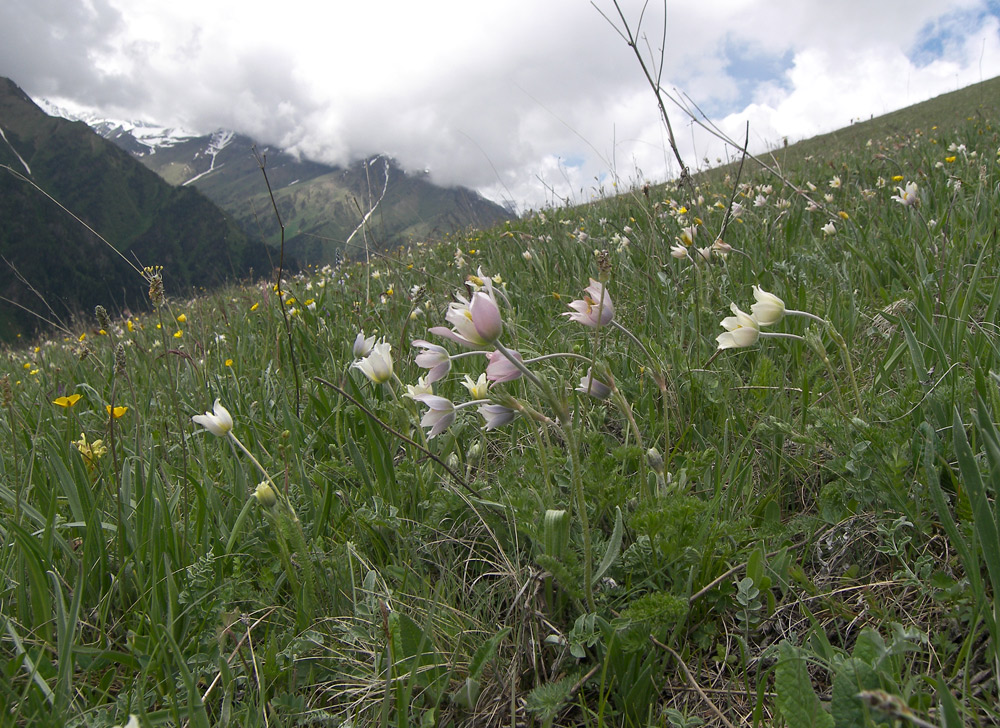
[646,447,664,474]
[254,482,278,508]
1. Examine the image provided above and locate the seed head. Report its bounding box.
[114,343,127,376]
[95,305,111,330]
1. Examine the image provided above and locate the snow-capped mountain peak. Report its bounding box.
[36,97,197,154]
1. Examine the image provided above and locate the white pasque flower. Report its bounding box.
[750,286,785,326]
[192,398,234,437]
[716,304,760,350]
[413,394,456,438]
[891,181,919,207]
[461,373,489,400]
[478,403,517,431]
[821,221,837,236]
[353,330,376,359]
[403,375,434,400]
[670,243,689,259]
[562,278,614,328]
[352,340,393,383]
[412,339,452,383]
[576,368,612,400]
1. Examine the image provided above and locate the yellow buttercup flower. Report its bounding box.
[173,330,183,338]
[225,359,233,367]
[250,302,259,312]
[176,313,187,323]
[106,405,128,418]
[53,393,82,407]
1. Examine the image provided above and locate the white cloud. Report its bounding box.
[2,0,998,211]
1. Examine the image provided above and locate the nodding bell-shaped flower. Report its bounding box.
[352,340,393,383]
[670,243,689,260]
[716,304,760,350]
[576,368,613,400]
[412,339,452,383]
[478,403,517,431]
[192,398,234,437]
[563,278,614,328]
[413,394,456,438]
[486,348,523,382]
[750,286,786,326]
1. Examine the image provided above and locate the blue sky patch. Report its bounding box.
[910,2,1000,67]
[703,35,794,117]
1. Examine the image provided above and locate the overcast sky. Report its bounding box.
[2,1,999,210]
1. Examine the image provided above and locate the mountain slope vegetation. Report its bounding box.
[2,73,1000,727]
[0,77,270,340]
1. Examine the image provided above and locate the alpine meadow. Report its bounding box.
[4,35,1000,728]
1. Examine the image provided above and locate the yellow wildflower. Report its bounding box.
[72,432,107,470]
[106,405,128,418]
[53,393,82,407]
[176,313,187,323]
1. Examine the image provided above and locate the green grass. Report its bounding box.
[3,76,1000,727]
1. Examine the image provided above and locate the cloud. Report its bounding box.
[2,0,999,210]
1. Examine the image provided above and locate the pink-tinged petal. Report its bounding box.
[428,326,479,349]
[469,291,503,342]
[478,403,516,431]
[486,349,523,382]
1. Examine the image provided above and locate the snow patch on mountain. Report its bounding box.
[183,130,235,185]
[36,97,197,153]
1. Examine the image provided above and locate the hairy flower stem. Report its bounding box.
[610,383,647,482]
[787,310,863,412]
[560,420,596,613]
[494,340,594,608]
[229,431,316,625]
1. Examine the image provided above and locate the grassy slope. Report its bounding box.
[2,76,1000,727]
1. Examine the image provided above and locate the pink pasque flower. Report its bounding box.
[429,291,503,347]
[562,278,614,328]
[485,349,523,382]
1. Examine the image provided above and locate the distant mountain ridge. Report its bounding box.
[42,102,513,265]
[0,77,270,340]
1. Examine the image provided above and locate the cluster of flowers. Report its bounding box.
[351,269,617,440]
[716,286,791,350]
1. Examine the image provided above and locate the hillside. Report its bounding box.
[84,119,513,264]
[4,73,1000,727]
[0,77,269,340]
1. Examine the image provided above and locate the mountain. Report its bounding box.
[0,77,270,341]
[57,109,513,264]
